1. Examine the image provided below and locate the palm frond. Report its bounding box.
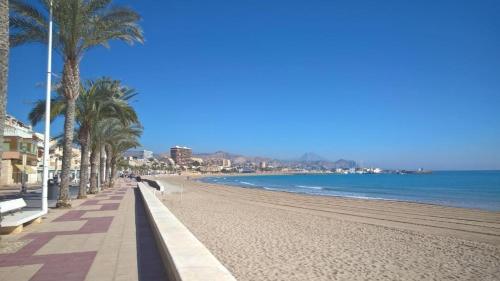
[80,6,144,52]
[28,96,66,126]
[86,0,113,15]
[10,0,48,27]
[11,0,143,61]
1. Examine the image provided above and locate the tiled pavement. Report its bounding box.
[0,179,167,281]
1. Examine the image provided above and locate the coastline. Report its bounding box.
[150,174,500,281]
[196,173,500,212]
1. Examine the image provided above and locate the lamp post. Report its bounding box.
[41,0,53,214]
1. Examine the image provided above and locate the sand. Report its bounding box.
[152,175,500,281]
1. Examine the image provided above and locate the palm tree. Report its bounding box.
[86,80,138,194]
[95,118,142,188]
[29,78,138,198]
[109,136,141,188]
[88,132,100,193]
[85,79,138,195]
[99,145,105,186]
[0,0,9,186]
[10,0,143,207]
[104,143,112,186]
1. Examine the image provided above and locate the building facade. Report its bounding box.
[123,150,153,160]
[1,115,83,186]
[206,158,231,168]
[170,146,192,166]
[1,115,41,185]
[48,140,81,183]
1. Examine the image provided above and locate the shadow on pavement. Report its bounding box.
[134,187,168,281]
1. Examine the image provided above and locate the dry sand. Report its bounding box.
[153,175,500,281]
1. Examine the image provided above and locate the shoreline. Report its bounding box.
[193,173,500,213]
[151,174,500,281]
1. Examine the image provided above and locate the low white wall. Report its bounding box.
[137,182,237,281]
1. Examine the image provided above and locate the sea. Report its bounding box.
[200,171,500,211]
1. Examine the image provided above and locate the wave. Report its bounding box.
[331,194,391,201]
[296,185,324,190]
[239,181,257,186]
[199,173,500,211]
[262,186,283,192]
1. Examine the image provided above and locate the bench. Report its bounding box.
[0,198,44,234]
[0,198,27,216]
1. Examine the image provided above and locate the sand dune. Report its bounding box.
[153,175,500,281]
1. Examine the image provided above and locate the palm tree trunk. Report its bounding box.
[89,145,99,194]
[77,129,90,199]
[105,145,112,188]
[110,157,117,188]
[99,145,106,186]
[57,60,80,208]
[57,97,76,208]
[0,0,9,186]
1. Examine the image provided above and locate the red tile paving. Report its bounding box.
[0,179,166,281]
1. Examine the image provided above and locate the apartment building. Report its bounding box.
[170,146,192,166]
[1,115,41,185]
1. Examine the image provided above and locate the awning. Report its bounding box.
[14,164,36,174]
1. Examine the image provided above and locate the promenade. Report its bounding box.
[0,179,167,281]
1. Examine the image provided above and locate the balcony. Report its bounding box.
[4,125,33,139]
[2,140,38,161]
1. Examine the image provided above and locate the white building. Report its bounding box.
[124,150,153,160]
[1,115,41,185]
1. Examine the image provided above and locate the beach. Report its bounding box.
[154,175,500,281]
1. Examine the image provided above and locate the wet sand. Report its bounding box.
[153,175,500,281]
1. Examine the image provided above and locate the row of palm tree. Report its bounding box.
[4,0,144,207]
[29,78,142,199]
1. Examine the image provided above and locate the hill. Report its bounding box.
[192,150,356,169]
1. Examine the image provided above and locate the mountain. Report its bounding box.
[332,159,357,169]
[192,150,356,169]
[298,152,327,162]
[194,151,272,164]
[195,150,239,160]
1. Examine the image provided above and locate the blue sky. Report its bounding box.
[7,0,500,170]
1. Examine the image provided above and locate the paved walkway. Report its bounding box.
[0,179,167,281]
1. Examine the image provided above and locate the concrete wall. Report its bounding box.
[137,182,237,281]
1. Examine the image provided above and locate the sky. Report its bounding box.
[7,0,500,170]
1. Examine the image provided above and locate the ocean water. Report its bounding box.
[200,171,500,211]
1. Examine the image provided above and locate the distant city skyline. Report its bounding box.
[156,147,496,171]
[7,0,500,170]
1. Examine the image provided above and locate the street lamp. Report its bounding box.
[41,0,53,214]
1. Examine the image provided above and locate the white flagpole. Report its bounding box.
[42,0,53,214]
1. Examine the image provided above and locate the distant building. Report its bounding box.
[200,165,222,173]
[124,158,145,167]
[190,157,204,166]
[0,115,84,185]
[124,150,153,160]
[259,161,267,169]
[1,115,41,185]
[170,146,192,166]
[48,140,81,183]
[206,158,231,168]
[238,167,255,173]
[222,159,231,168]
